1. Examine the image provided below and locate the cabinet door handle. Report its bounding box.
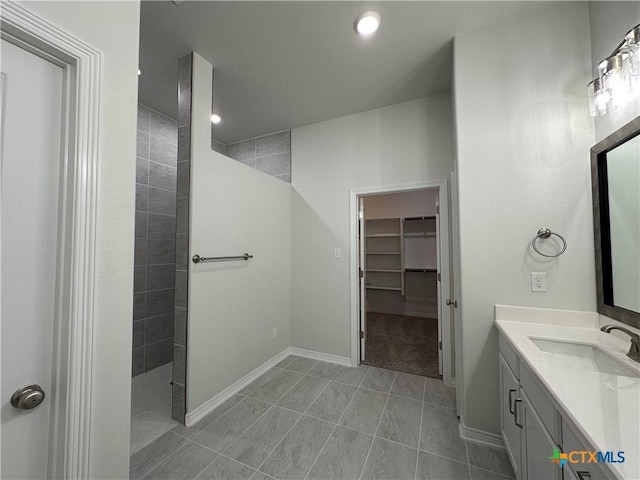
[514,398,523,428]
[576,472,591,480]
[508,389,516,414]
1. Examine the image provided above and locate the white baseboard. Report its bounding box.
[185,348,290,426]
[289,347,353,367]
[459,416,505,450]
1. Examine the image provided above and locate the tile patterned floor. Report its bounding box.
[131,356,515,480]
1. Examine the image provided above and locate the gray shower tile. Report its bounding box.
[283,356,318,374]
[145,313,174,344]
[360,437,417,480]
[240,368,282,396]
[172,395,244,439]
[132,347,144,376]
[133,293,146,320]
[256,131,290,158]
[137,131,150,159]
[142,440,217,480]
[149,161,177,192]
[173,345,186,385]
[176,196,189,234]
[177,161,190,197]
[377,395,422,448]
[135,211,148,239]
[276,375,329,413]
[417,451,470,480]
[194,397,271,452]
[130,431,187,479]
[338,388,387,434]
[226,406,300,468]
[149,110,177,145]
[146,289,175,317]
[134,265,146,294]
[307,426,373,480]
[144,338,173,371]
[137,104,150,133]
[333,365,369,386]
[212,139,226,155]
[469,466,515,480]
[135,238,147,266]
[146,264,175,291]
[176,233,189,270]
[136,184,148,211]
[178,125,191,162]
[172,382,186,423]
[147,238,176,265]
[259,415,333,480]
[150,137,178,167]
[255,153,290,177]
[178,54,192,92]
[275,173,291,183]
[226,139,255,161]
[174,307,187,346]
[466,444,514,478]
[148,186,176,215]
[392,372,426,402]
[178,88,191,127]
[306,381,356,423]
[175,270,188,308]
[133,320,145,349]
[248,369,304,404]
[307,361,341,379]
[196,455,255,480]
[147,213,176,240]
[136,157,149,185]
[419,402,467,463]
[424,377,456,408]
[360,367,396,393]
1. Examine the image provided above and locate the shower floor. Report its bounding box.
[130,362,178,455]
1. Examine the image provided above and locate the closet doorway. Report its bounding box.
[350,182,454,385]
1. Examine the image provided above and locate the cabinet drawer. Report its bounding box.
[499,334,519,379]
[562,420,608,480]
[520,363,557,442]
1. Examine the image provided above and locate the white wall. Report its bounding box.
[291,95,454,357]
[14,1,140,478]
[187,54,291,411]
[589,2,640,142]
[454,2,596,434]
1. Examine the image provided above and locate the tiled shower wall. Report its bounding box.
[212,130,291,183]
[133,104,177,376]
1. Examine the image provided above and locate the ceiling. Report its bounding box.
[138,1,547,144]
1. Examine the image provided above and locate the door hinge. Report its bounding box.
[360,331,364,339]
[437,273,441,281]
[359,269,364,279]
[436,205,440,215]
[439,341,442,350]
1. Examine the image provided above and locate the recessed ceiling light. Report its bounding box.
[355,11,381,36]
[211,114,221,124]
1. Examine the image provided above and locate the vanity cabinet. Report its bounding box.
[499,356,522,477]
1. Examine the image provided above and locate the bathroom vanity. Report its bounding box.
[495,305,640,480]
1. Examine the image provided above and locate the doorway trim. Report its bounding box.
[1,3,101,478]
[349,181,454,386]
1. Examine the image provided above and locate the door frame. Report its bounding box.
[349,180,455,386]
[1,3,101,478]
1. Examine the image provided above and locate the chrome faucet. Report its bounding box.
[600,325,640,363]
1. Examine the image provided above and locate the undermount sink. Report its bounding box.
[530,338,640,378]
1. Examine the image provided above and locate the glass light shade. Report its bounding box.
[626,25,640,75]
[599,53,632,106]
[588,78,615,116]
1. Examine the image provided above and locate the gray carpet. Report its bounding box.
[363,312,441,379]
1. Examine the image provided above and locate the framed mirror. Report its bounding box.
[591,115,640,329]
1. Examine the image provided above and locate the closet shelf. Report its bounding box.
[366,252,401,255]
[366,286,402,291]
[365,234,401,238]
[367,269,402,273]
[403,232,436,237]
[404,268,437,273]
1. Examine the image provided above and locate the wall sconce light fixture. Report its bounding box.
[589,23,640,116]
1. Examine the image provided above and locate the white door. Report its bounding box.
[358,197,367,362]
[1,38,64,479]
[450,172,463,414]
[435,199,443,376]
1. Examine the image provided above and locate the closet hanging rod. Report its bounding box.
[192,253,254,264]
[403,216,436,221]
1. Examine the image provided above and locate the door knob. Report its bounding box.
[446,299,458,307]
[11,384,45,410]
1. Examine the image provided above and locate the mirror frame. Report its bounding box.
[591,115,640,329]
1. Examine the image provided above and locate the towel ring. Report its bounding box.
[531,228,567,257]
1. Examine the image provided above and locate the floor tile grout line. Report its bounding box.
[466,440,472,479]
[303,362,372,480]
[189,453,220,480]
[137,437,196,480]
[357,370,398,480]
[414,378,427,480]
[469,464,516,479]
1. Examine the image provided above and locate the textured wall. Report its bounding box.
[133,104,177,376]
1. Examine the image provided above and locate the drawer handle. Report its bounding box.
[514,398,523,428]
[576,471,591,480]
[508,389,516,414]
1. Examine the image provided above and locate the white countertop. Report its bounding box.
[494,305,640,480]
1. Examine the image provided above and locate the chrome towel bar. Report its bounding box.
[192,253,254,264]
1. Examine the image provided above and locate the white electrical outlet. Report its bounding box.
[272,327,278,340]
[333,248,341,259]
[531,272,547,292]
